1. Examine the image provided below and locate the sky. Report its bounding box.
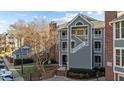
[0,11,104,34]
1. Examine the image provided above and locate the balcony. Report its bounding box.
[94,63,102,68]
[61,48,67,52]
[61,35,67,39]
[94,34,102,39]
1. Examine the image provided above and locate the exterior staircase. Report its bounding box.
[56,66,67,76]
[71,42,86,53]
[71,35,88,53]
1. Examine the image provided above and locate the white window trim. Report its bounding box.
[94,54,102,64]
[93,28,102,38]
[61,29,67,39]
[75,21,84,26]
[71,40,76,49]
[61,53,68,66]
[114,21,124,40]
[118,74,124,81]
[61,41,68,52]
[67,26,70,70]
[114,48,124,67]
[94,40,102,52]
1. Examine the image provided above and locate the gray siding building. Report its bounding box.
[58,14,104,70]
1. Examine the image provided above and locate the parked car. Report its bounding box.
[0,69,13,78]
[0,63,5,69]
[0,58,4,64]
[1,74,13,81]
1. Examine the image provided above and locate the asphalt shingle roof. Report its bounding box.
[111,14,124,22]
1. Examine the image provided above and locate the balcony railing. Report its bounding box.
[95,63,101,67]
[94,34,102,38]
[61,35,67,39]
[61,48,67,52]
[94,48,102,52]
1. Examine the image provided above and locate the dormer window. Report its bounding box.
[76,22,83,25]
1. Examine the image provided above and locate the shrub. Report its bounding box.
[93,67,105,77]
[44,59,58,64]
[14,58,34,65]
[67,68,96,79]
[93,67,105,72]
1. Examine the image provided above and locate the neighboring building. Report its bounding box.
[49,22,59,63]
[5,33,20,51]
[106,11,124,81]
[0,34,6,52]
[12,45,31,59]
[58,14,104,70]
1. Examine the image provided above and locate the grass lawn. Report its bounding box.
[15,63,58,80]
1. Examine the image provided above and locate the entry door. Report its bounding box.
[62,55,67,65]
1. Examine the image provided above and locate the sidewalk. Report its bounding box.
[3,57,24,81]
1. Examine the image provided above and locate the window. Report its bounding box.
[62,30,67,37]
[83,26,88,35]
[72,26,88,36]
[76,22,83,25]
[95,56,101,63]
[62,55,67,65]
[116,49,120,66]
[94,29,101,38]
[119,76,124,81]
[62,42,67,50]
[94,41,101,51]
[122,50,124,66]
[71,41,75,48]
[72,30,76,35]
[121,21,124,38]
[115,22,120,38]
[76,30,84,35]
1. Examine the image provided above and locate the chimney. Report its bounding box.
[105,11,117,81]
[49,21,57,32]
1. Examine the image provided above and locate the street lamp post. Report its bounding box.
[20,38,24,74]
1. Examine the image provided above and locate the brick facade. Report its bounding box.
[49,22,59,63]
[105,11,117,81]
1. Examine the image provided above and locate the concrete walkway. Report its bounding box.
[45,76,105,81]
[3,57,24,81]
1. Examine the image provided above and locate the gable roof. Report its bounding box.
[13,45,31,54]
[58,14,104,29]
[91,21,105,28]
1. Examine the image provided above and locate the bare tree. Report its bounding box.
[9,18,56,75]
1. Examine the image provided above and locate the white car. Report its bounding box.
[0,69,13,81]
[0,77,3,81]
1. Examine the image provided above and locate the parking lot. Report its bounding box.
[0,56,24,81]
[0,57,14,81]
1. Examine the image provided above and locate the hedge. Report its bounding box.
[67,68,96,79]
[93,67,105,77]
[93,67,105,72]
[14,58,34,65]
[67,68,105,79]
